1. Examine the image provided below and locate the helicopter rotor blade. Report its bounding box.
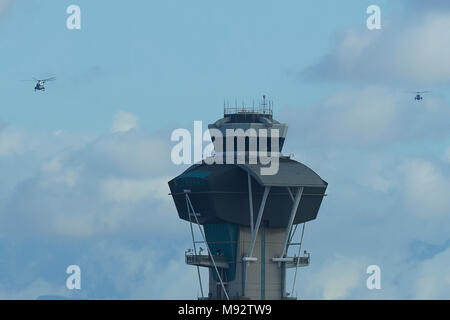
[21,77,56,82]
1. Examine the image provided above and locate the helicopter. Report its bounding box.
[413,91,431,101]
[22,77,56,92]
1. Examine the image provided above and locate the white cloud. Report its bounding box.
[0,279,75,300]
[414,248,450,299]
[100,177,170,203]
[0,116,204,299]
[399,159,450,218]
[283,86,450,147]
[0,123,181,239]
[80,133,171,177]
[394,14,450,84]
[0,241,202,299]
[302,255,366,299]
[40,157,80,188]
[112,111,139,133]
[89,243,205,299]
[0,127,26,156]
[305,12,450,86]
[443,147,450,163]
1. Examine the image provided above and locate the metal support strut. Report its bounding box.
[243,184,270,297]
[185,193,230,300]
[248,173,254,235]
[280,187,303,260]
[291,223,306,297]
[186,195,204,299]
[285,186,308,297]
[248,186,271,258]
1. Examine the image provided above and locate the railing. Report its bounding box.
[293,255,310,266]
[224,106,273,116]
[185,253,230,269]
[272,254,310,268]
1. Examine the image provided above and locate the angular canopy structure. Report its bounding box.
[168,157,327,228]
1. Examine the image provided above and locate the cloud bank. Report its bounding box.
[0,111,203,299]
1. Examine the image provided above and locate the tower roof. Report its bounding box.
[237,157,328,188]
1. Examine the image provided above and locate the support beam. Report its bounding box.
[280,262,286,299]
[280,187,303,259]
[272,257,295,262]
[247,186,271,258]
[186,194,230,300]
[242,260,247,297]
[242,257,257,262]
[243,174,256,297]
[287,187,295,202]
[185,195,204,299]
[248,173,254,235]
[288,223,298,246]
[291,223,306,297]
[243,186,270,297]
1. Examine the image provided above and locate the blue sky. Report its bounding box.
[1,0,398,131]
[0,0,450,299]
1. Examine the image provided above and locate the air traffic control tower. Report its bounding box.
[168,97,327,300]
